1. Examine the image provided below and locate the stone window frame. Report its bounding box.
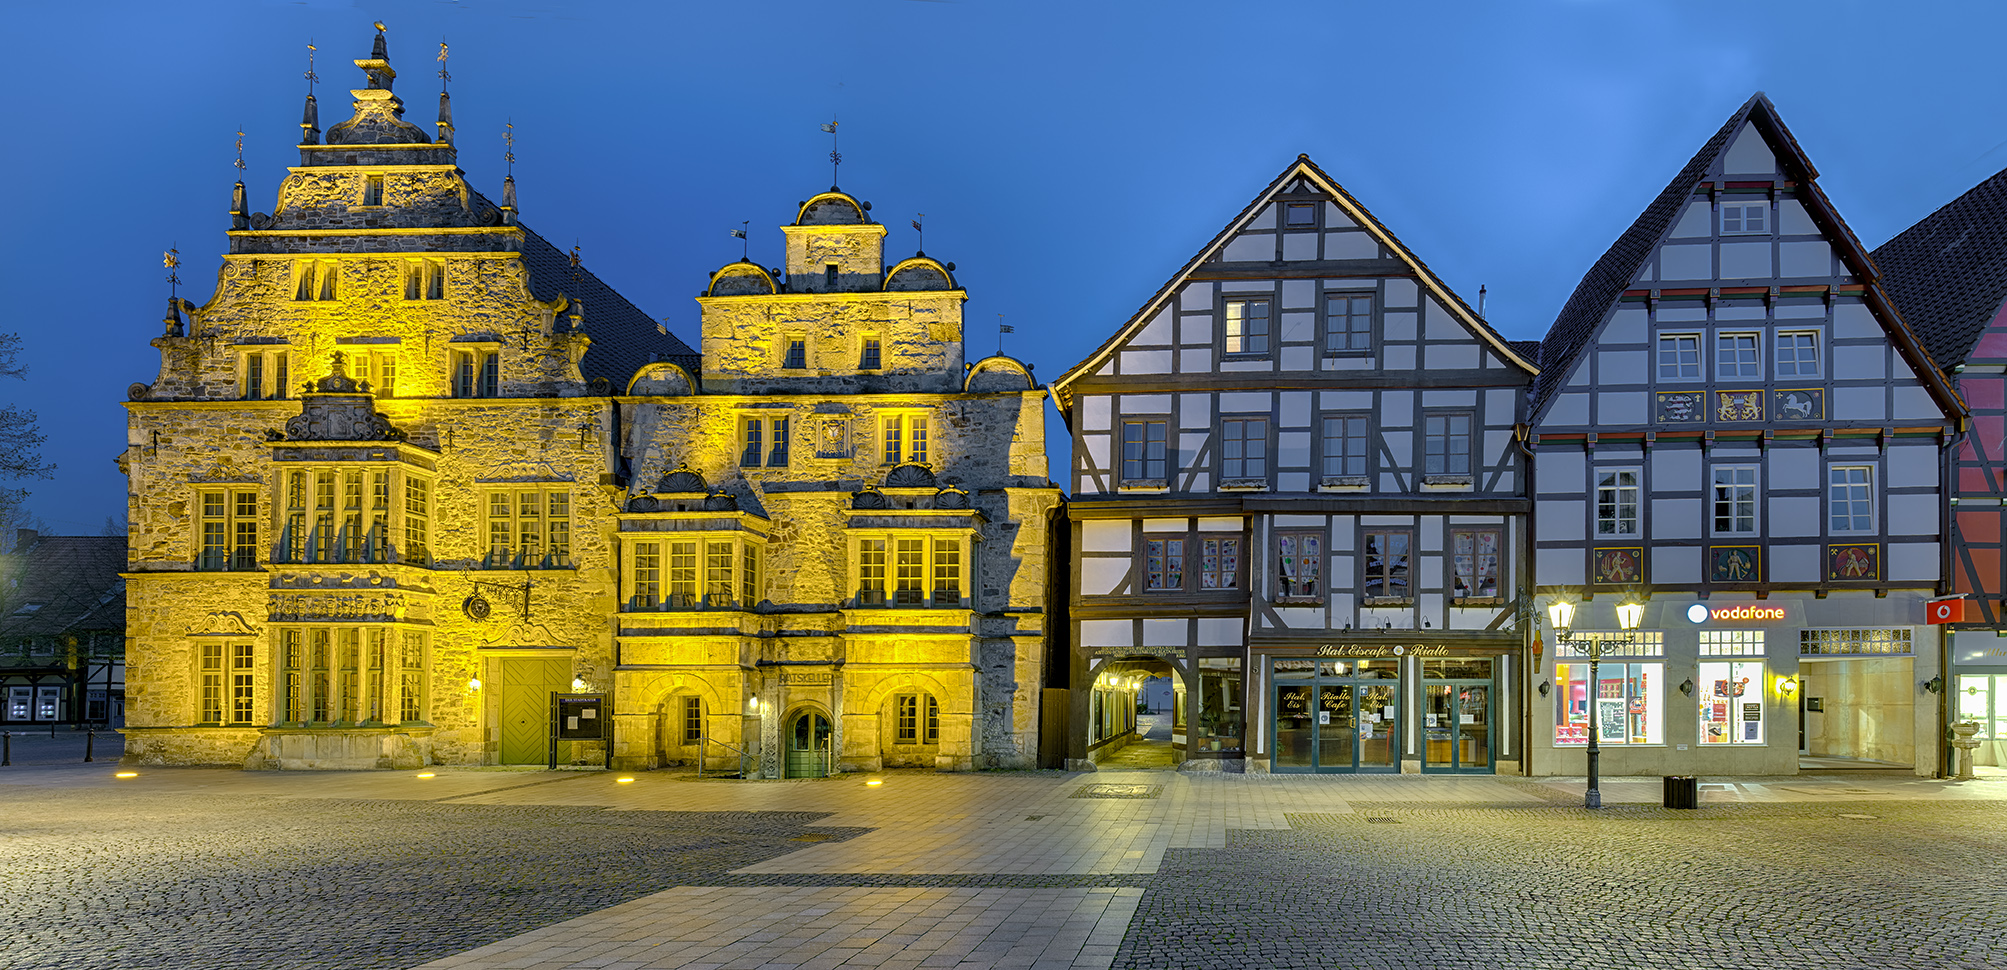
[347,348,398,397]
[276,466,414,566]
[782,334,809,370]
[681,695,704,744]
[849,529,975,609]
[195,641,257,725]
[359,173,386,208]
[294,260,339,302]
[739,412,791,468]
[858,332,882,371]
[401,258,445,301]
[879,410,931,466]
[625,533,764,612]
[196,486,261,571]
[482,486,574,569]
[275,626,423,728]
[893,692,941,745]
[451,343,502,399]
[239,347,293,401]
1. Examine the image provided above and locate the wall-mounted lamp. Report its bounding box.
[572,677,591,693]
[1924,676,1945,694]
[1779,677,1798,694]
[1537,680,1551,698]
[748,696,761,712]
[467,677,483,692]
[1679,679,1695,697]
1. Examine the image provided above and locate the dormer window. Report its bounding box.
[361,175,385,207]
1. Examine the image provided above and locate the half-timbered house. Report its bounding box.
[1874,168,2007,767]
[1053,156,1539,774]
[1527,94,1963,778]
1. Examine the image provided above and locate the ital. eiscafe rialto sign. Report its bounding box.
[1314,643,1453,658]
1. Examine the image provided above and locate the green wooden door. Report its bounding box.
[500,659,571,764]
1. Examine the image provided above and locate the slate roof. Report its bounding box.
[1534,93,1964,422]
[0,537,126,640]
[469,191,701,389]
[1872,165,2007,367]
[1507,340,1542,367]
[1053,155,1536,413]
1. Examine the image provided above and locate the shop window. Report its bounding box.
[1324,292,1373,355]
[403,259,445,300]
[1194,657,1243,754]
[1556,660,1664,746]
[197,489,259,570]
[485,488,571,568]
[1275,531,1321,602]
[1828,466,1874,533]
[1596,469,1641,536]
[1776,330,1820,378]
[882,413,930,465]
[1656,334,1701,380]
[1715,332,1760,379]
[1698,659,1765,745]
[1120,419,1169,485]
[1423,413,1472,478]
[453,350,499,398]
[1224,298,1270,356]
[682,696,704,744]
[1710,465,1758,535]
[1956,675,2007,742]
[1319,414,1370,481]
[241,349,292,400]
[1219,417,1268,481]
[1450,528,1501,601]
[1361,530,1411,604]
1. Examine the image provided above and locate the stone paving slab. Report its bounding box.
[411,886,1146,970]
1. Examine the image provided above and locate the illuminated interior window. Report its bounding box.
[1224,299,1270,355]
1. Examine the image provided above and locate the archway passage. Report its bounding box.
[1091,657,1182,770]
[785,710,832,778]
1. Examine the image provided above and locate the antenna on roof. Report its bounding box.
[820,117,841,188]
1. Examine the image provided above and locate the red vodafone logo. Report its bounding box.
[1928,599,1966,624]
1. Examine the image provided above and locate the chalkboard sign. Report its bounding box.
[554,693,607,740]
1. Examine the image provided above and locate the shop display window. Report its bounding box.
[1195,657,1243,753]
[1698,660,1765,745]
[1556,662,1662,745]
[1956,675,2007,741]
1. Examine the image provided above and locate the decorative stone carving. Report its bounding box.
[852,488,889,510]
[627,494,661,513]
[884,463,937,489]
[187,611,260,637]
[658,465,707,494]
[703,490,739,512]
[934,486,970,509]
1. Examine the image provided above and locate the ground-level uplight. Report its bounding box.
[114,771,138,778]
[616,776,635,784]
[415,772,436,778]
[865,779,884,787]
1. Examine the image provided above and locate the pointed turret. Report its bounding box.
[436,90,453,144]
[324,24,430,146]
[230,180,248,230]
[501,174,517,225]
[300,93,320,145]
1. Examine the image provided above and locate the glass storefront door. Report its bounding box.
[1270,658,1399,773]
[1422,658,1494,774]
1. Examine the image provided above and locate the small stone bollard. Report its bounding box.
[2,731,9,767]
[1951,721,1983,781]
[84,730,94,763]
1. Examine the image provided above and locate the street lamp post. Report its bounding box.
[1548,598,1591,808]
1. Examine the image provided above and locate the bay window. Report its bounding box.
[626,535,762,611]
[277,627,425,726]
[276,466,422,565]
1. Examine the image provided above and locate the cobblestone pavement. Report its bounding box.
[1,765,2002,970]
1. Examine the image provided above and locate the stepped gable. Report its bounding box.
[1872,165,2007,366]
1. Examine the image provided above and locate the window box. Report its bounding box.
[1318,475,1369,491]
[1421,475,1473,488]
[1117,479,1169,493]
[1218,478,1269,492]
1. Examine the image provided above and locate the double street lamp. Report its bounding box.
[1547,594,1644,810]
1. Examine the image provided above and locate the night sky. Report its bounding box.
[7,0,2007,533]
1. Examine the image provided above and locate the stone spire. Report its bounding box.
[231,180,249,230]
[501,175,518,225]
[325,23,430,146]
[301,93,320,145]
[437,91,453,144]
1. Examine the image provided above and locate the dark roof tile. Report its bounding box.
[0,537,126,638]
[1872,166,2007,366]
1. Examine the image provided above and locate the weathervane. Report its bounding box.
[731,221,749,261]
[304,40,319,94]
[504,120,516,177]
[998,314,1013,357]
[164,246,182,300]
[912,213,925,253]
[820,118,841,187]
[437,39,451,91]
[233,129,246,173]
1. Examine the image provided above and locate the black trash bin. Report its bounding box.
[1663,775,1698,809]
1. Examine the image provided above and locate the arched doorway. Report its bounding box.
[785,709,832,778]
[1089,656,1184,770]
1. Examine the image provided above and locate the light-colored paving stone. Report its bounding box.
[409,886,1145,970]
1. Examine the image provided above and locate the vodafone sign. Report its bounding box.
[1686,603,1787,623]
[1927,598,1967,624]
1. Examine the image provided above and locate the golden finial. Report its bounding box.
[233,129,246,172]
[437,38,451,91]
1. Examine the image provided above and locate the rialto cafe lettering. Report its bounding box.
[1316,643,1452,658]
[1686,603,1786,623]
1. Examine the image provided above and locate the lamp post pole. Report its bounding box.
[1584,635,1602,810]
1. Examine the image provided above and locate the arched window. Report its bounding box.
[894,693,939,744]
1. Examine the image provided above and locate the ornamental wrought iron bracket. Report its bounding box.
[463,576,532,622]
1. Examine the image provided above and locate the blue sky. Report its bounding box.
[6,0,2007,531]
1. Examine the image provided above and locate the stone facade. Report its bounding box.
[120,27,1059,774]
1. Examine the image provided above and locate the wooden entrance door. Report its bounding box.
[500,658,571,764]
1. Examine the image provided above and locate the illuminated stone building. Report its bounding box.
[119,27,1059,775]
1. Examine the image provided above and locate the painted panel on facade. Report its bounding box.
[1655,391,1706,423]
[1828,543,1881,581]
[1707,546,1762,583]
[1593,547,1644,585]
[1773,389,1825,421]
